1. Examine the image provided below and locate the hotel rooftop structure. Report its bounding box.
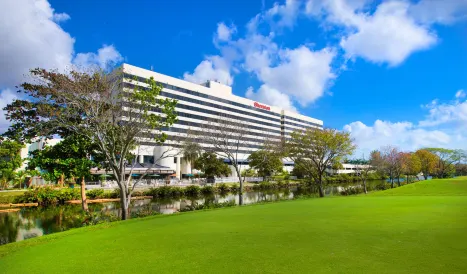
[122,64,323,178]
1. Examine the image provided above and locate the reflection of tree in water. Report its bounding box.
[0,213,21,245]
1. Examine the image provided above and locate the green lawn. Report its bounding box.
[1,178,466,273]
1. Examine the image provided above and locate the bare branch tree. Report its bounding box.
[190,115,274,202]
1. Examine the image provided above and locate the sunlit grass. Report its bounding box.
[1,178,466,273]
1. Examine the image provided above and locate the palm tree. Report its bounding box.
[182,141,202,175]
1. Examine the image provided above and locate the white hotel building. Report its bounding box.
[122,64,323,178]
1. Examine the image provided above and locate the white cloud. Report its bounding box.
[0,0,123,89]
[306,0,438,66]
[0,0,122,133]
[183,55,233,85]
[0,89,19,133]
[344,120,454,154]
[409,0,467,25]
[0,0,75,88]
[216,22,237,42]
[455,89,466,99]
[73,45,123,71]
[53,12,71,23]
[265,0,302,29]
[246,85,298,112]
[258,46,336,105]
[340,1,437,66]
[344,91,467,155]
[419,96,467,127]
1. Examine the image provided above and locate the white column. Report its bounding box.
[176,156,181,179]
[138,155,144,164]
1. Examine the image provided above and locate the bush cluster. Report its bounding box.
[16,187,80,205]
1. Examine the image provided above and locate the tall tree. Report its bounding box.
[27,135,102,211]
[3,68,178,220]
[287,128,356,197]
[425,148,464,178]
[415,149,438,179]
[352,158,372,194]
[400,152,421,184]
[181,141,202,175]
[193,152,231,183]
[248,149,283,178]
[0,140,24,189]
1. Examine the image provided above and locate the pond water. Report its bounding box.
[0,181,386,245]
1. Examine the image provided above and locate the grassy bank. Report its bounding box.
[1,177,466,273]
[0,190,25,204]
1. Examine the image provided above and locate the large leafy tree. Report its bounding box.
[0,140,24,189]
[248,149,283,178]
[28,135,102,211]
[194,152,231,183]
[3,68,177,220]
[425,148,464,178]
[287,128,356,197]
[400,152,421,183]
[415,149,438,179]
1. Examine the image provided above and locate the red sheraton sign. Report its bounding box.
[254,102,270,111]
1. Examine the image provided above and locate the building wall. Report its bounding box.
[123,64,324,178]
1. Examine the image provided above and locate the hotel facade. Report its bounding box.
[122,64,323,178]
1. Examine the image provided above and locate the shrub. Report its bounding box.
[230,183,240,193]
[181,200,236,212]
[87,189,104,199]
[15,187,80,205]
[339,186,363,196]
[216,183,230,193]
[185,185,201,197]
[131,205,160,218]
[201,185,216,195]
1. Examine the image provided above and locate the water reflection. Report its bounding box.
[0,181,385,245]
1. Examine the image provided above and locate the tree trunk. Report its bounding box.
[397,177,401,187]
[120,192,129,220]
[80,177,88,212]
[318,174,324,197]
[60,174,65,187]
[423,173,428,180]
[233,164,243,205]
[406,175,409,184]
[391,177,394,188]
[363,179,367,194]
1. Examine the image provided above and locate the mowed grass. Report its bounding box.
[1,178,466,273]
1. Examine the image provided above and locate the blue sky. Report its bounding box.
[1,0,466,154]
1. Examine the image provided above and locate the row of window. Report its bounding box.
[123,83,281,125]
[281,119,322,130]
[139,142,255,155]
[283,115,322,128]
[123,74,281,118]
[140,127,280,147]
[132,100,282,131]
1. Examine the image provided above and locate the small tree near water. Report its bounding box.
[287,128,356,197]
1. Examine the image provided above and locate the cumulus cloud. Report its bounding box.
[246,85,298,112]
[455,89,466,99]
[0,0,75,88]
[216,22,237,42]
[265,0,302,29]
[0,0,122,133]
[52,12,71,23]
[409,0,467,25]
[339,1,437,66]
[305,0,467,66]
[0,89,19,133]
[73,45,123,71]
[344,91,467,155]
[258,46,335,106]
[183,55,233,85]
